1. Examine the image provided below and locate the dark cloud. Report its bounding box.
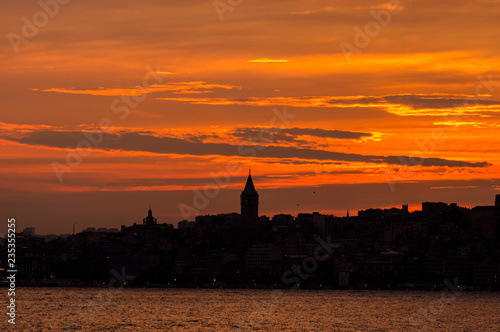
[282,127,371,139]
[229,127,372,145]
[383,95,500,109]
[7,130,490,168]
[152,126,372,147]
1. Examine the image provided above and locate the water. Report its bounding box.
[4,288,500,331]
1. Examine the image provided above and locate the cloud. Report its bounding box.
[34,82,241,97]
[430,186,478,189]
[230,127,372,142]
[248,59,289,63]
[4,129,490,168]
[433,121,500,128]
[0,122,58,132]
[281,127,372,139]
[290,7,338,15]
[158,93,500,116]
[0,122,61,140]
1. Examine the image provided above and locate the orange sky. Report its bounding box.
[1,0,500,234]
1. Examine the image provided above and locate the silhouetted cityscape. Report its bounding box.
[2,174,500,290]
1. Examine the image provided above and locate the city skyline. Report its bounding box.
[5,168,500,292]
[2,0,500,234]
[3,1,500,330]
[6,172,500,236]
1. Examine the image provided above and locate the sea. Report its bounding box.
[4,288,500,331]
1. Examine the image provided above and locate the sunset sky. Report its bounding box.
[2,0,500,234]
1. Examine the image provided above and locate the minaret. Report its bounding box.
[241,169,259,225]
[143,207,157,226]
